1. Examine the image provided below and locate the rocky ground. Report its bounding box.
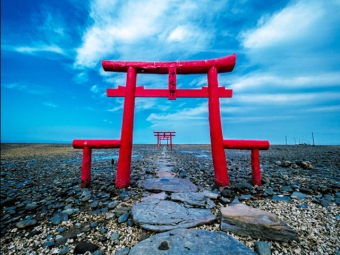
[1,143,339,254]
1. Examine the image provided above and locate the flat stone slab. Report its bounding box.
[220,203,297,242]
[129,228,257,255]
[142,178,197,193]
[141,192,167,201]
[131,199,216,232]
[171,192,215,208]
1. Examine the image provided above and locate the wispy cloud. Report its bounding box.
[43,102,57,108]
[2,83,51,95]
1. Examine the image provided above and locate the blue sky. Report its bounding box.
[1,0,340,145]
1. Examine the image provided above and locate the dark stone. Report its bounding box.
[254,241,271,255]
[129,228,256,255]
[321,199,333,207]
[42,241,55,248]
[300,187,314,194]
[50,213,68,225]
[158,241,169,250]
[58,246,70,255]
[291,192,306,200]
[118,212,129,223]
[74,241,99,254]
[115,247,130,255]
[264,188,274,196]
[16,219,37,229]
[272,195,291,202]
[27,229,42,238]
[221,188,233,198]
[296,204,308,209]
[235,182,253,193]
[281,186,293,193]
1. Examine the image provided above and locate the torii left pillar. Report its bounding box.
[116,67,136,188]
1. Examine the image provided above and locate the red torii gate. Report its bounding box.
[154,131,176,150]
[73,53,270,188]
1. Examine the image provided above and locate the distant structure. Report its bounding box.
[73,53,270,188]
[154,131,176,150]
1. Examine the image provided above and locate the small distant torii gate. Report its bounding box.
[73,53,269,188]
[154,131,176,150]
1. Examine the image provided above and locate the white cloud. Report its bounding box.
[147,102,208,122]
[242,0,324,49]
[228,72,340,92]
[74,0,225,70]
[234,92,340,105]
[239,0,340,75]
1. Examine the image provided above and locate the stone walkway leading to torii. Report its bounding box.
[128,147,296,254]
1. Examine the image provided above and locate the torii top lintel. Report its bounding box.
[102,54,236,74]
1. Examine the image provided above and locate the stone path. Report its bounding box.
[129,147,294,254]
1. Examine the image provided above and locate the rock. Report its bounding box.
[118,212,129,223]
[220,203,297,242]
[239,194,255,201]
[171,192,212,207]
[300,187,314,194]
[131,199,216,232]
[142,192,167,201]
[74,241,99,254]
[254,241,271,255]
[25,202,38,210]
[50,213,68,225]
[264,188,274,196]
[110,232,120,241]
[108,201,119,209]
[221,188,234,198]
[142,178,197,193]
[296,204,308,209]
[281,161,292,167]
[58,247,70,255]
[281,186,293,193]
[115,247,130,255]
[235,182,254,193]
[296,161,313,169]
[16,219,37,229]
[129,228,257,255]
[291,192,307,200]
[43,241,55,247]
[320,199,333,207]
[272,195,291,202]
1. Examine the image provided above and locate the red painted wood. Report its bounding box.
[81,146,92,188]
[251,149,261,186]
[72,139,121,149]
[107,86,232,98]
[168,67,176,100]
[223,140,270,150]
[116,67,137,188]
[208,66,229,186]
[102,54,236,74]
[223,139,269,186]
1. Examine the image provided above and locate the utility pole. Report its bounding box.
[294,137,296,145]
[312,132,315,146]
[285,136,287,145]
